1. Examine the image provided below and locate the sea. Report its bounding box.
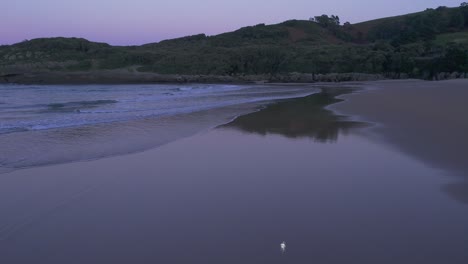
[0,83,318,171]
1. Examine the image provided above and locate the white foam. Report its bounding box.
[0,84,319,134]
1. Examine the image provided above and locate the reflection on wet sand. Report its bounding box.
[330,80,468,205]
[0,105,257,171]
[221,88,368,142]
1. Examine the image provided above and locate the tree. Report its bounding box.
[441,44,468,72]
[313,14,340,27]
[331,15,340,25]
[460,3,468,25]
[343,22,352,30]
[449,11,465,29]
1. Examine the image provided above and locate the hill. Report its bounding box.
[1,3,468,83]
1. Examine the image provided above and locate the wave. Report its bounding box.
[177,87,193,91]
[0,126,30,134]
[0,84,319,136]
[0,93,314,135]
[174,85,245,94]
[0,100,118,112]
[46,100,118,112]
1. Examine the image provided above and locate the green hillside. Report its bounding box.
[1,3,468,82]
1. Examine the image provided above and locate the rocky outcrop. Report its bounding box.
[432,72,468,80]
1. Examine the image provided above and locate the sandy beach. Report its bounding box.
[1,80,468,263]
[331,79,468,203]
[3,0,468,263]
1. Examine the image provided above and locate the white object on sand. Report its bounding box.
[280,241,286,253]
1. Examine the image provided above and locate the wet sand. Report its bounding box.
[222,87,367,141]
[1,81,468,263]
[330,79,468,203]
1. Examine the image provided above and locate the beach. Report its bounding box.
[1,80,468,263]
[330,79,468,204]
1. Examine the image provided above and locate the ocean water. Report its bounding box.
[0,84,318,171]
[0,84,317,134]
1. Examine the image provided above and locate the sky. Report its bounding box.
[1,0,463,45]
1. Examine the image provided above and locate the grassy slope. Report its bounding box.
[1,5,467,79]
[435,31,468,45]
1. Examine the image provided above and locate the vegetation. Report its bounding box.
[1,4,468,81]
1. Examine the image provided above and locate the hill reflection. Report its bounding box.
[221,88,368,143]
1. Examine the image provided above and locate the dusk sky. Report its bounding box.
[1,0,463,45]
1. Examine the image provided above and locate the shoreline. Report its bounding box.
[0,71,388,85]
[0,102,265,174]
[0,84,322,173]
[4,79,467,180]
[2,80,468,262]
[328,79,468,203]
[220,86,368,141]
[2,70,467,85]
[329,79,468,175]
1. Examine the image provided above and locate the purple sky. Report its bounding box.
[1,0,463,45]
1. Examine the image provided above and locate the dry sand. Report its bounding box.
[331,79,468,203]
